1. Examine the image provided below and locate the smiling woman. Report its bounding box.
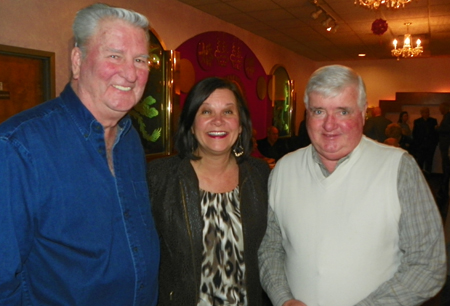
[147,77,272,306]
[191,88,242,160]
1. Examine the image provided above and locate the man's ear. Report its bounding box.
[362,105,368,123]
[71,47,82,80]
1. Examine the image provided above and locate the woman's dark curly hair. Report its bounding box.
[398,111,408,123]
[174,77,253,163]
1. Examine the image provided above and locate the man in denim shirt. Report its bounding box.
[0,4,159,305]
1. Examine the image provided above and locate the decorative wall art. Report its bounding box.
[176,31,271,137]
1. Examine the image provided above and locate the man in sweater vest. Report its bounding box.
[258,65,446,306]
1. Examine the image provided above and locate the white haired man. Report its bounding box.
[258,65,446,306]
[0,4,159,305]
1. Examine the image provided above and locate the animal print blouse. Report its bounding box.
[197,187,247,306]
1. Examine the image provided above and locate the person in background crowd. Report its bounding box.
[436,102,450,218]
[0,4,160,305]
[412,106,438,175]
[398,111,412,137]
[258,65,446,306]
[437,102,450,191]
[384,123,403,147]
[397,111,413,152]
[363,106,392,143]
[257,125,289,161]
[252,128,276,165]
[147,77,272,305]
[297,110,311,149]
[385,122,413,151]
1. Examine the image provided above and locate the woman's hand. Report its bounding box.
[283,299,307,306]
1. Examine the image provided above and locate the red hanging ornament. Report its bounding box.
[371,18,388,35]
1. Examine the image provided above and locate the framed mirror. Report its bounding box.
[269,66,295,138]
[130,30,180,160]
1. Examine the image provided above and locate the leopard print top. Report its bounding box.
[197,186,247,306]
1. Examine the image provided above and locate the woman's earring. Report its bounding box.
[233,134,244,157]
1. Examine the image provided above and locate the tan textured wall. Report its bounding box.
[318,58,450,108]
[0,0,315,131]
[1,0,449,131]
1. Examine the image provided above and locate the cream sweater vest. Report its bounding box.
[270,136,404,306]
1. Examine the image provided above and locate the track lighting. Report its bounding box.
[322,17,333,28]
[329,24,339,33]
[311,0,338,33]
[311,9,323,19]
[326,24,339,33]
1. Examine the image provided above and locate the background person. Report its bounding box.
[436,102,450,219]
[384,123,402,147]
[397,111,413,152]
[0,4,160,305]
[257,125,289,161]
[252,128,276,166]
[147,77,271,305]
[437,102,450,195]
[412,106,438,174]
[297,114,311,149]
[385,122,412,151]
[398,111,412,138]
[258,65,446,306]
[363,106,392,143]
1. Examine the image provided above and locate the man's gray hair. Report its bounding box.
[73,3,149,57]
[304,65,367,111]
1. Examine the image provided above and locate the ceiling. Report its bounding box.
[176,0,450,61]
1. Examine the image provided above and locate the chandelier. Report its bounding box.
[391,23,423,60]
[355,0,413,9]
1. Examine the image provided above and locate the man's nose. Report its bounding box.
[120,60,138,82]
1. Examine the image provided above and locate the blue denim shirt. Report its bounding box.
[0,84,160,305]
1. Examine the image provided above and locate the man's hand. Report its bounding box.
[283,299,307,306]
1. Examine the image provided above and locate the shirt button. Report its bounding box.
[123,211,130,219]
[133,247,138,253]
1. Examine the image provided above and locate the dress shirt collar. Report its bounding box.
[60,83,132,141]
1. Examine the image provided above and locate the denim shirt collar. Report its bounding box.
[59,83,131,142]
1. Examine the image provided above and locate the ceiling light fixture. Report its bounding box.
[328,24,339,33]
[322,16,338,33]
[322,17,333,28]
[391,23,423,60]
[355,0,413,9]
[311,8,323,19]
[312,0,338,33]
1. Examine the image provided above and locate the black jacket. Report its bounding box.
[147,155,271,305]
[412,116,438,149]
